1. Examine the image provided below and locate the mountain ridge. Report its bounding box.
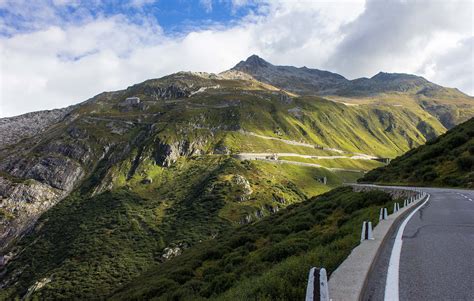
[0,55,472,300]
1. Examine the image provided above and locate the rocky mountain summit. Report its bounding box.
[233,55,442,96]
[232,54,348,95]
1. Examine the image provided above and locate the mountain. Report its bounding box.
[232,55,474,128]
[0,56,473,299]
[231,54,348,95]
[360,117,474,187]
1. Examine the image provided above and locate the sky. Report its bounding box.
[0,0,473,117]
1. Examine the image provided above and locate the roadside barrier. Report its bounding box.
[305,267,329,301]
[361,221,374,241]
[379,208,388,221]
[393,202,400,213]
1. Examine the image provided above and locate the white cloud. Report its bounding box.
[326,0,473,80]
[0,0,472,117]
[418,37,474,94]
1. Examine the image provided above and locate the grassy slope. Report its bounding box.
[229,94,445,158]
[110,187,401,301]
[0,157,360,300]
[0,73,455,300]
[278,156,385,171]
[76,77,446,159]
[360,117,474,187]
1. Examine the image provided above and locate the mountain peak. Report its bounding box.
[232,54,272,71]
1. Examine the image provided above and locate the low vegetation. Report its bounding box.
[361,118,474,187]
[110,186,401,300]
[0,157,356,300]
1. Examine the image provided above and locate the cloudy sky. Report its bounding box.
[0,0,472,117]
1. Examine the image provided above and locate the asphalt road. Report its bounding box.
[363,187,474,301]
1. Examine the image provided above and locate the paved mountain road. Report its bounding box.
[363,187,474,301]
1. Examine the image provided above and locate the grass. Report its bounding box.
[278,156,385,171]
[0,71,457,300]
[0,156,363,300]
[361,117,474,187]
[110,186,403,301]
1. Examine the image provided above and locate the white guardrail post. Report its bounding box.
[393,202,400,213]
[361,221,374,241]
[379,208,388,221]
[306,267,330,301]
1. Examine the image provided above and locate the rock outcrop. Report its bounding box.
[232,175,253,201]
[0,107,74,149]
[153,139,204,167]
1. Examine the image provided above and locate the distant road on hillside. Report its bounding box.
[364,186,474,301]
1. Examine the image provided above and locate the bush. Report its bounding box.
[422,171,438,182]
[448,134,468,148]
[261,239,309,262]
[456,156,474,171]
[469,145,474,155]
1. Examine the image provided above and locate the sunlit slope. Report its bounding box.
[361,117,474,187]
[0,71,453,300]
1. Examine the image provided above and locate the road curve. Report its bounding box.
[363,187,474,301]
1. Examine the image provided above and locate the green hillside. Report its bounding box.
[0,187,402,300]
[110,187,401,301]
[360,118,474,187]
[0,69,470,300]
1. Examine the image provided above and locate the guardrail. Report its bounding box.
[305,267,329,301]
[305,187,428,301]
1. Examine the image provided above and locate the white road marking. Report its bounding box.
[384,194,430,301]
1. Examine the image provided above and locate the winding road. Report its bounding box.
[363,187,474,301]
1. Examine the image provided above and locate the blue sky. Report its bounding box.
[0,0,472,117]
[0,0,262,36]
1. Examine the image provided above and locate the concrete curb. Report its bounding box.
[328,190,427,301]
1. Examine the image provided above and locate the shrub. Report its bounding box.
[469,145,474,155]
[456,156,474,171]
[261,239,309,262]
[447,134,468,148]
[422,171,438,182]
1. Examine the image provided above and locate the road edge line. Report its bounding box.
[384,194,430,301]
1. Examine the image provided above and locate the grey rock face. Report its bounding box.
[232,55,443,97]
[232,175,253,201]
[0,107,73,149]
[4,156,84,191]
[254,209,264,219]
[232,55,348,95]
[0,177,62,251]
[130,83,191,100]
[153,139,204,167]
[161,242,189,261]
[213,145,230,155]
